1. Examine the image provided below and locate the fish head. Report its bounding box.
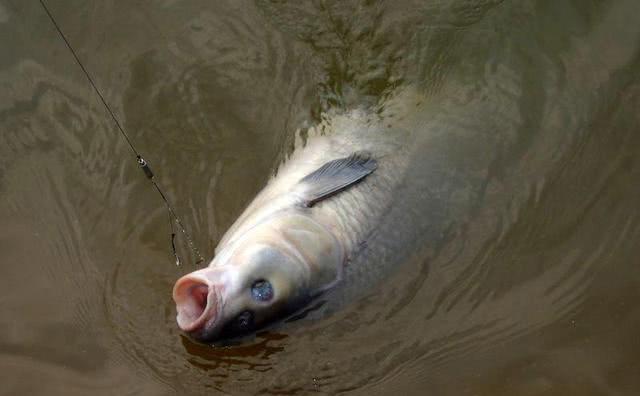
[173,212,343,341]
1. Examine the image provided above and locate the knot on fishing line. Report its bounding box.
[137,155,154,179]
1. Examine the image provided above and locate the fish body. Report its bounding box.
[173,106,414,341]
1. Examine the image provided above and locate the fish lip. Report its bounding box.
[172,274,224,335]
[198,290,225,339]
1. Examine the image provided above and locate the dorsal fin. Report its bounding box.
[294,152,377,207]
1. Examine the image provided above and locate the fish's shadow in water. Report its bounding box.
[179,331,286,371]
[179,299,329,370]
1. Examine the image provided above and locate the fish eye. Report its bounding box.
[251,279,273,302]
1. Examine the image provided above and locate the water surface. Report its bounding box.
[1,0,640,395]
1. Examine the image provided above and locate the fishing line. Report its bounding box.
[39,0,205,266]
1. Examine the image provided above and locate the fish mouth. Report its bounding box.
[172,273,221,335]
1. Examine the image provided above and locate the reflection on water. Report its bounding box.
[1,0,640,395]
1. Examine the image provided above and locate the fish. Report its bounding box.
[172,102,417,342]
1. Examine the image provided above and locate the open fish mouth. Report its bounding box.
[173,274,221,334]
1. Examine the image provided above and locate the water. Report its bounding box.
[1,0,640,395]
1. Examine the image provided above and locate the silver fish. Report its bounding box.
[173,100,416,341]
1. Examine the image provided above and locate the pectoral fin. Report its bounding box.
[295,152,377,207]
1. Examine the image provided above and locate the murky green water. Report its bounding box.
[2,0,640,395]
